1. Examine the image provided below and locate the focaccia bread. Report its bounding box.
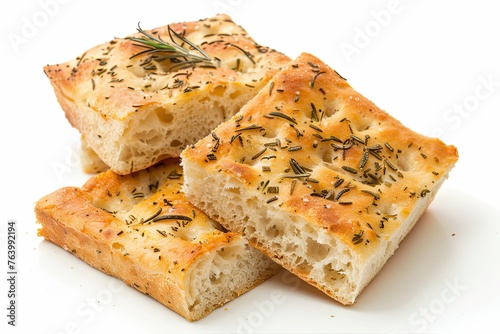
[180,52,459,305]
[44,14,290,175]
[35,159,280,321]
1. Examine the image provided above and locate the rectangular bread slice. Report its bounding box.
[35,159,280,321]
[180,52,459,305]
[44,14,290,175]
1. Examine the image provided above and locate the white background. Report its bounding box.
[1,0,499,333]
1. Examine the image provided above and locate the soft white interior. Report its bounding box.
[123,85,251,164]
[182,161,449,304]
[186,239,278,318]
[82,82,263,175]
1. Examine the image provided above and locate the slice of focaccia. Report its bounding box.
[181,52,459,305]
[44,14,290,175]
[35,159,280,321]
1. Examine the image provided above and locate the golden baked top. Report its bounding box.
[36,159,239,284]
[181,52,459,259]
[44,13,288,122]
[43,14,291,174]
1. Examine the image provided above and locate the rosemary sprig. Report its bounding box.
[153,214,193,222]
[126,23,214,71]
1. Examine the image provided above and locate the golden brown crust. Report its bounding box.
[182,52,458,251]
[44,14,290,174]
[35,159,279,321]
[181,52,458,303]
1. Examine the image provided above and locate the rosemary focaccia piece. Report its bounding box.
[44,14,290,175]
[181,52,459,305]
[35,159,280,321]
